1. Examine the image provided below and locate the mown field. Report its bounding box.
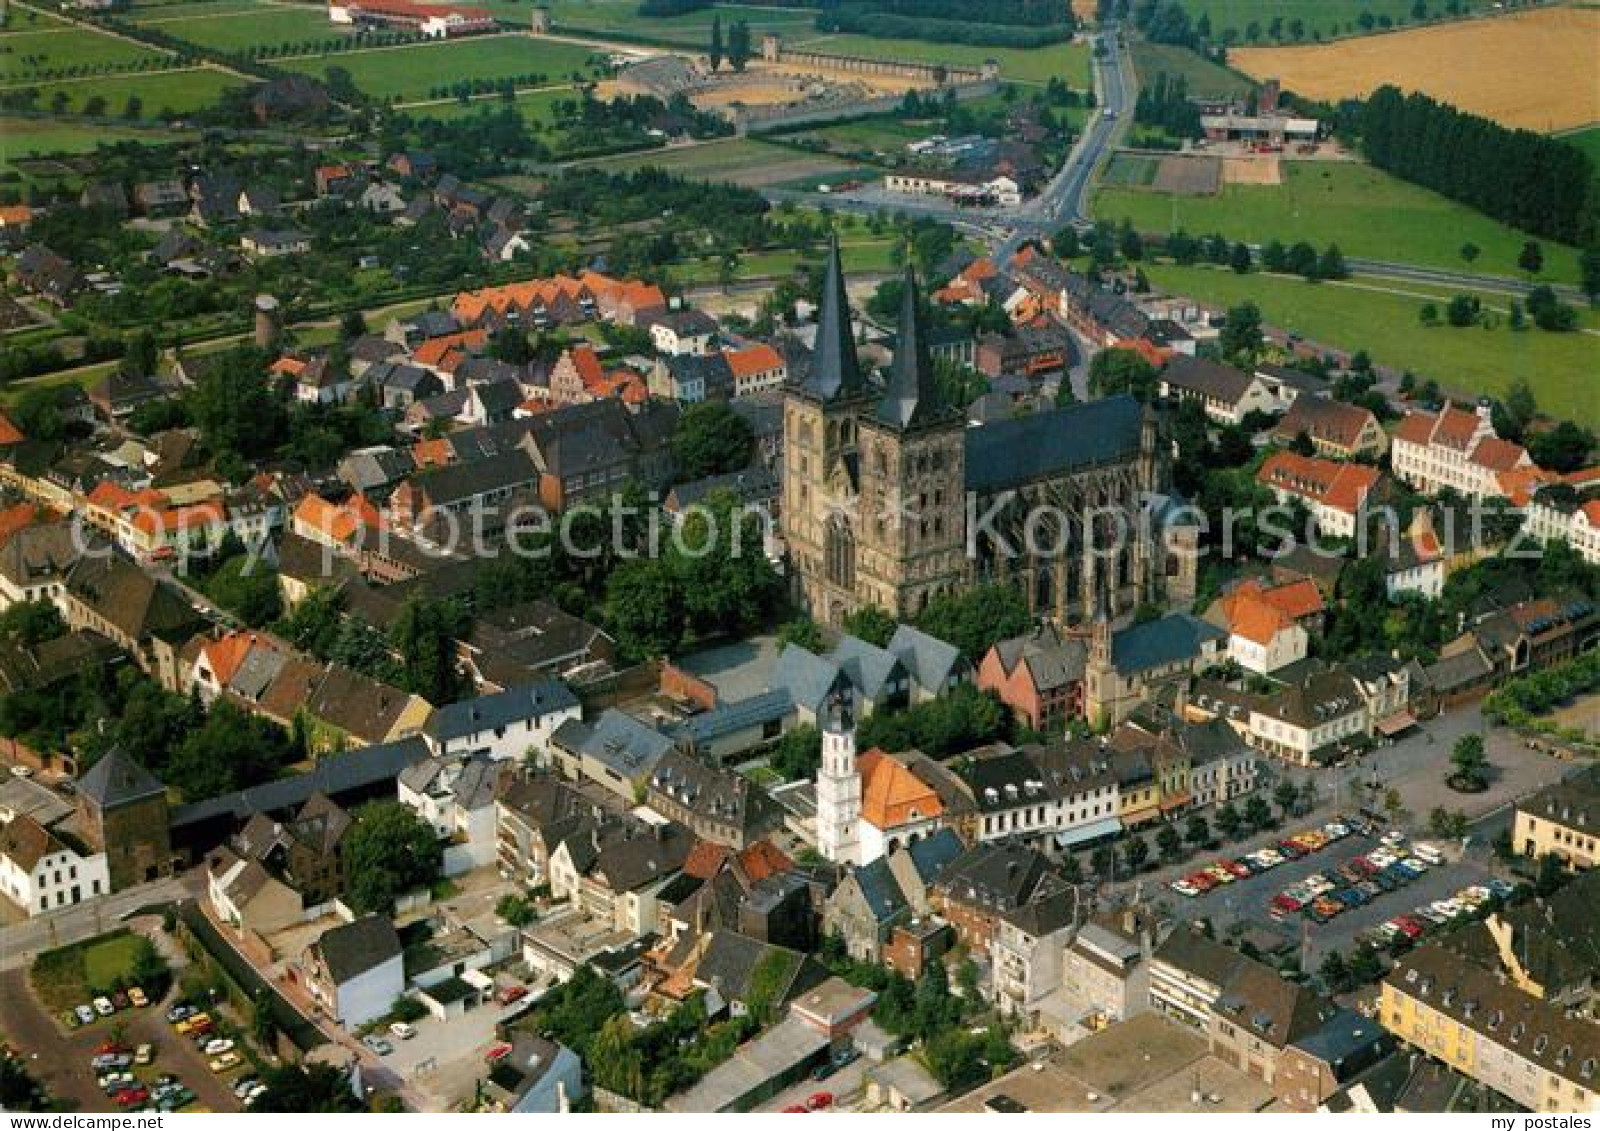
[1144,263,1600,428]
[402,83,576,125]
[1129,42,1251,99]
[787,32,1090,86]
[580,136,876,190]
[1172,0,1485,42]
[1232,6,1600,133]
[13,66,247,118]
[0,22,167,81]
[131,4,336,52]
[280,34,607,102]
[1094,160,1582,284]
[0,115,193,175]
[483,0,818,46]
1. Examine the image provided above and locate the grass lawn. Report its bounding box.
[1144,262,1600,428]
[0,116,193,173]
[1130,42,1252,99]
[1561,126,1600,169]
[280,34,606,101]
[1,7,69,32]
[786,32,1089,87]
[581,136,875,189]
[0,23,167,81]
[17,67,247,117]
[30,930,150,1012]
[1172,0,1484,43]
[137,6,337,52]
[674,237,899,283]
[1094,160,1582,285]
[482,0,817,45]
[402,83,576,124]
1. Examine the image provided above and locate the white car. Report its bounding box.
[389,1022,416,1040]
[93,997,115,1017]
[1414,842,1446,865]
[1170,879,1201,897]
[1381,831,1407,848]
[9,765,32,778]
[203,1038,234,1056]
[1322,822,1349,839]
[1431,899,1465,919]
[75,1004,96,1025]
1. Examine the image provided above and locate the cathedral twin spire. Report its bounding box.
[800,236,946,431]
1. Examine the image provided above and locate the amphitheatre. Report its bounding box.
[1231,5,1600,133]
[605,33,997,131]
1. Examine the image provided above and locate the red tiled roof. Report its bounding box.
[0,407,24,445]
[1469,436,1528,472]
[724,344,783,379]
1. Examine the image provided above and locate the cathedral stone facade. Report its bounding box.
[781,241,1174,626]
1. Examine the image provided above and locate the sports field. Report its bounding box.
[786,33,1089,86]
[1172,0,1485,43]
[1130,42,1251,100]
[1094,160,1582,284]
[280,34,606,101]
[0,23,167,81]
[1144,263,1600,428]
[16,67,247,117]
[1232,6,1600,133]
[132,4,335,52]
[582,136,873,190]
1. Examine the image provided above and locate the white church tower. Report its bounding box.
[815,692,862,867]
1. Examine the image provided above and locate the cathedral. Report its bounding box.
[781,240,1175,627]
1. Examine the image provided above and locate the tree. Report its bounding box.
[1220,301,1262,361]
[1184,814,1211,848]
[163,701,290,801]
[777,618,824,652]
[1273,779,1299,818]
[496,893,536,927]
[1428,807,1468,839]
[1156,823,1183,862]
[1052,227,1081,259]
[843,605,897,648]
[1499,377,1537,442]
[205,556,281,627]
[1534,852,1566,896]
[1383,788,1408,825]
[389,595,468,704]
[770,723,821,780]
[339,311,368,341]
[914,584,1029,661]
[1317,243,1347,280]
[1243,795,1273,831]
[1418,302,1439,327]
[726,19,751,72]
[1229,241,1252,274]
[122,95,142,119]
[1087,347,1157,401]
[1215,801,1242,840]
[1518,240,1543,275]
[605,558,683,660]
[343,801,444,913]
[708,13,724,72]
[1581,241,1600,301]
[0,600,64,647]
[672,401,752,481]
[1318,949,1349,993]
[253,1064,365,1113]
[1121,833,1149,872]
[1449,732,1488,791]
[1090,844,1114,878]
[1458,241,1480,266]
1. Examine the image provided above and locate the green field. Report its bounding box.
[403,83,577,124]
[0,23,167,81]
[29,930,150,1012]
[783,116,930,157]
[1130,41,1252,99]
[16,67,247,117]
[1101,152,1158,186]
[1172,0,1485,42]
[1561,126,1600,168]
[0,115,193,173]
[134,5,336,51]
[1095,160,1582,284]
[484,0,817,45]
[1145,263,1600,428]
[787,32,1089,86]
[281,34,606,101]
[0,7,69,31]
[580,135,876,189]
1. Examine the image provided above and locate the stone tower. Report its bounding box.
[815,693,861,867]
[853,262,967,619]
[780,236,876,625]
[1084,575,1116,730]
[762,33,781,63]
[76,747,173,891]
[253,293,282,350]
[530,6,551,34]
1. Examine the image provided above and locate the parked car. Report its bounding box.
[135,1044,154,1066]
[1277,840,1306,859]
[363,1036,393,1056]
[75,1004,97,1025]
[203,1039,234,1056]
[111,991,129,1011]
[389,1022,416,1040]
[234,1078,260,1099]
[167,1004,195,1024]
[114,1087,149,1108]
[176,1013,210,1035]
[1486,878,1516,899]
[485,1043,513,1062]
[1220,860,1251,879]
[1170,879,1201,897]
[93,997,115,1017]
[1413,842,1445,865]
[209,1052,241,1072]
[806,1092,834,1111]
[128,987,149,1008]
[494,985,528,1006]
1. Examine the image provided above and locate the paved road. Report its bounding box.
[0,875,193,972]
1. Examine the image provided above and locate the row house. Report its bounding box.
[388,449,540,531]
[1257,450,1382,541]
[1391,403,1534,500]
[725,343,787,397]
[645,748,781,850]
[1525,482,1600,567]
[451,271,667,331]
[1270,394,1387,460]
[955,739,1122,850]
[0,813,111,918]
[977,623,1087,731]
[822,831,964,965]
[495,774,616,888]
[1159,355,1283,425]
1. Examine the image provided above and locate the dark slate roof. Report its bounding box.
[593,820,692,891]
[694,930,804,1002]
[1162,354,1255,404]
[665,352,734,397]
[852,856,908,924]
[668,688,793,745]
[409,449,537,506]
[556,709,674,778]
[170,736,430,830]
[799,238,864,403]
[1291,1007,1392,1075]
[425,680,579,743]
[903,827,963,883]
[875,265,949,430]
[666,467,777,512]
[316,914,401,984]
[76,747,163,809]
[965,395,1142,494]
[935,843,1053,912]
[887,625,963,690]
[1111,613,1224,676]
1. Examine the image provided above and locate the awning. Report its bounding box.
[1376,710,1418,737]
[1159,792,1193,813]
[1055,817,1123,849]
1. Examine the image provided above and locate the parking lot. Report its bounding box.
[1161,828,1498,966]
[0,968,243,1113]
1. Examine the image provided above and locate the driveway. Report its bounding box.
[0,968,243,1113]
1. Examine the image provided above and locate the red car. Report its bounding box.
[1270,893,1302,914]
[114,1088,149,1107]
[1187,872,1217,892]
[96,1040,129,1055]
[494,985,528,1005]
[485,1043,513,1062]
[806,1093,834,1111]
[783,1106,809,1114]
[1221,860,1251,879]
[1394,916,1425,938]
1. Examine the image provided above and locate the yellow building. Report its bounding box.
[1513,771,1600,871]
[1381,947,1600,1113]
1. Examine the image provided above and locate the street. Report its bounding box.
[0,874,194,972]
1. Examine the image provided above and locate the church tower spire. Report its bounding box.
[800,235,864,403]
[876,263,944,430]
